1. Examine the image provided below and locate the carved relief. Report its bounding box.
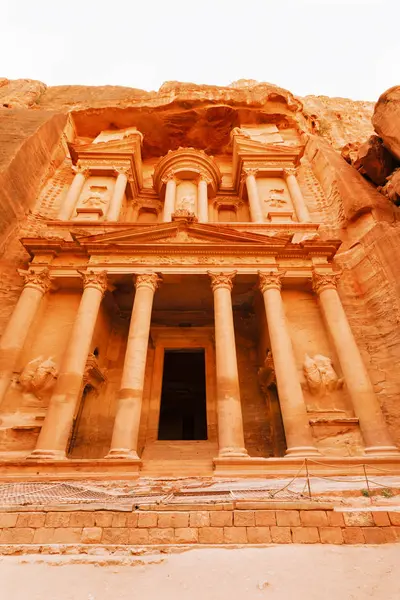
[258,350,276,392]
[208,271,237,292]
[83,353,106,390]
[19,356,58,398]
[303,354,343,396]
[177,195,195,212]
[80,185,110,209]
[265,188,287,208]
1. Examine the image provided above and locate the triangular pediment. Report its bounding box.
[74,221,290,248]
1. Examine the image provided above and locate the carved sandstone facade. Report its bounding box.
[0,79,399,478]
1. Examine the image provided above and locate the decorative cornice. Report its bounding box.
[258,270,286,292]
[82,270,108,295]
[312,271,341,294]
[208,271,237,292]
[21,268,53,294]
[135,273,162,292]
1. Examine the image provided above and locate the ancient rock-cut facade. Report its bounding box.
[0,79,399,479]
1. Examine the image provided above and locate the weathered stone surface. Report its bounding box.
[373,86,400,161]
[379,167,400,205]
[353,135,397,185]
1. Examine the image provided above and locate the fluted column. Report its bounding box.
[59,166,88,220]
[29,271,108,459]
[0,269,52,404]
[162,172,177,222]
[283,168,311,222]
[209,272,248,458]
[259,271,319,457]
[197,174,209,223]
[107,168,128,221]
[107,273,161,459]
[312,271,399,455]
[243,168,263,223]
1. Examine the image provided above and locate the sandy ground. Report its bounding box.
[2,545,400,600]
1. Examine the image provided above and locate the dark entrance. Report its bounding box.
[158,349,207,440]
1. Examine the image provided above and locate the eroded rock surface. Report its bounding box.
[373,86,400,161]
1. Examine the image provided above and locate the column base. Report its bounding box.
[26,449,66,460]
[218,447,249,458]
[104,448,140,460]
[364,445,400,457]
[285,446,321,458]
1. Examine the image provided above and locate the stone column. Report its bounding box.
[209,272,248,458]
[259,271,319,457]
[312,272,399,455]
[29,271,108,459]
[197,174,209,223]
[107,273,161,459]
[243,168,263,223]
[0,269,52,404]
[107,168,128,221]
[283,168,311,222]
[162,172,177,222]
[58,166,88,220]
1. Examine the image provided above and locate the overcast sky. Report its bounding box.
[1,0,398,101]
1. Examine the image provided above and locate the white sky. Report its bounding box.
[1,0,399,101]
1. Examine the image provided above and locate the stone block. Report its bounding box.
[343,511,374,527]
[138,512,158,528]
[129,529,149,544]
[111,513,128,528]
[33,528,55,544]
[69,512,96,528]
[233,511,255,527]
[362,527,387,544]
[189,511,210,528]
[158,512,189,528]
[388,512,400,526]
[198,527,224,544]
[16,512,46,528]
[300,511,328,527]
[276,510,300,527]
[342,527,365,544]
[210,511,233,527]
[174,528,198,544]
[0,513,18,528]
[52,528,82,543]
[255,511,276,526]
[247,527,272,543]
[383,527,400,542]
[223,527,247,544]
[372,512,390,527]
[0,527,34,543]
[126,513,139,528]
[102,528,129,544]
[327,512,345,527]
[45,512,70,528]
[148,528,174,544]
[270,526,292,544]
[291,527,320,544]
[319,527,344,545]
[94,512,113,528]
[81,527,102,544]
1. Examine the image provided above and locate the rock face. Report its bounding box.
[353,135,397,185]
[373,86,400,161]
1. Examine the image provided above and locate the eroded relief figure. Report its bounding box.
[19,357,58,398]
[177,195,195,212]
[265,188,287,208]
[303,354,343,396]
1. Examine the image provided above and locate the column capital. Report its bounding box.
[72,164,90,177]
[114,166,130,178]
[283,167,298,178]
[81,270,108,295]
[20,268,53,294]
[242,167,259,181]
[161,170,177,184]
[135,273,162,292]
[197,171,212,185]
[312,270,341,294]
[208,271,237,292]
[258,271,286,293]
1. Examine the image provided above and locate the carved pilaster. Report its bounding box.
[135,273,162,292]
[21,268,53,294]
[208,271,237,293]
[312,271,341,295]
[82,270,108,295]
[258,271,286,293]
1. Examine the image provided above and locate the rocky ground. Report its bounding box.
[2,545,400,599]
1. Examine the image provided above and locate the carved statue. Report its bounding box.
[303,354,343,396]
[19,356,58,398]
[177,195,195,212]
[258,350,276,393]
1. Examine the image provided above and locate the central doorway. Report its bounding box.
[158,349,207,440]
